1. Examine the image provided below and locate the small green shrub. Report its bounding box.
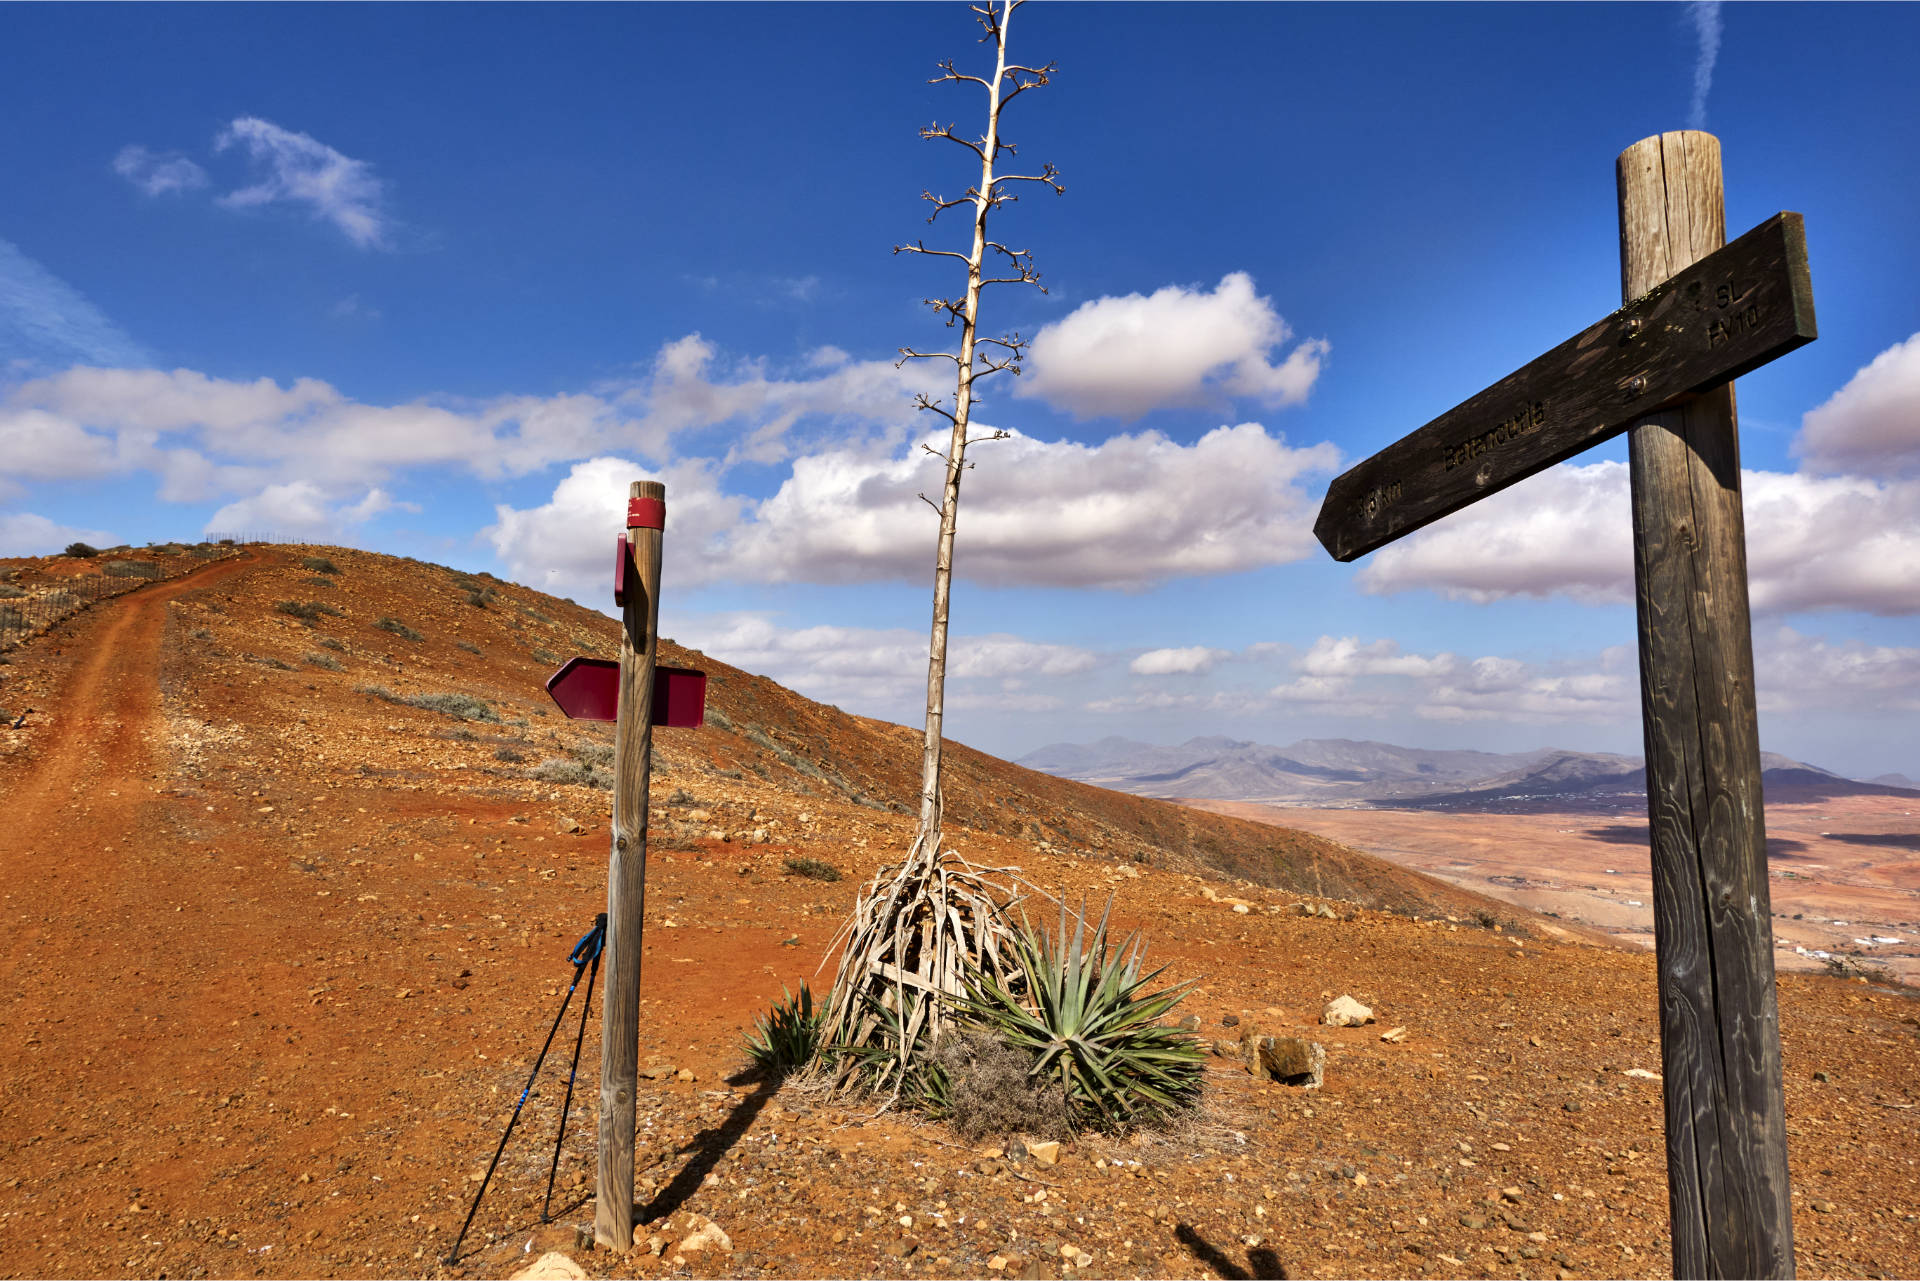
[374,616,424,642]
[531,647,560,665]
[304,652,343,671]
[0,584,24,599]
[465,590,488,608]
[304,575,337,589]
[189,627,212,641]
[960,900,1204,1132]
[450,727,476,742]
[455,640,482,656]
[63,542,99,558]
[318,636,346,652]
[102,560,160,578]
[301,556,340,575]
[744,984,822,1077]
[494,746,525,763]
[253,655,294,671]
[783,856,841,883]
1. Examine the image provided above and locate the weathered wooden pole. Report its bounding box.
[594,479,665,1251]
[1618,131,1795,1279]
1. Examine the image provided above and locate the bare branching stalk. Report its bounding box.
[815,0,1059,1098]
[897,0,1060,851]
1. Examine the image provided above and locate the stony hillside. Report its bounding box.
[0,542,1915,1281]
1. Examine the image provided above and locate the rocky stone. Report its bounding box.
[510,1252,587,1280]
[554,815,582,835]
[686,809,714,823]
[675,1214,732,1253]
[1380,1026,1409,1044]
[1176,1013,1202,1032]
[1220,1014,1240,1027]
[1247,1035,1325,1087]
[1025,1139,1061,1166]
[751,827,770,844]
[1810,1199,1835,1213]
[1323,995,1374,1026]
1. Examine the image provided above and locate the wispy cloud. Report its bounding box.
[112,145,209,197]
[0,238,152,372]
[215,117,389,249]
[0,510,116,558]
[1688,1,1723,130]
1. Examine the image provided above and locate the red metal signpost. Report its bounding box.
[546,659,706,728]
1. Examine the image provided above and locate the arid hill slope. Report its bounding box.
[0,543,1915,1281]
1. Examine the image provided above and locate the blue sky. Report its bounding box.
[4,3,1918,779]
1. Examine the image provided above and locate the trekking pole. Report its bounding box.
[541,913,607,1221]
[445,913,610,1266]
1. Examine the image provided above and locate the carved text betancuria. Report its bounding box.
[1443,401,1546,472]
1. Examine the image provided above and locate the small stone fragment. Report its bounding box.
[1380,1026,1409,1044]
[554,815,582,835]
[510,1252,588,1281]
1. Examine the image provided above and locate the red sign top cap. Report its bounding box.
[628,496,665,529]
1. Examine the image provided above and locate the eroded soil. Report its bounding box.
[1,547,1916,1281]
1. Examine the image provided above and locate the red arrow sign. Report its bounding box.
[545,658,706,727]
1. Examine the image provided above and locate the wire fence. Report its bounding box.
[0,546,238,653]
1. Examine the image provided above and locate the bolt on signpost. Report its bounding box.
[541,480,706,1251]
[1315,133,1811,1279]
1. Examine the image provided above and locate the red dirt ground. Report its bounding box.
[0,546,1915,1281]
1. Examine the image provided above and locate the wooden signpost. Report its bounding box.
[538,480,681,1251]
[1315,132,1810,1279]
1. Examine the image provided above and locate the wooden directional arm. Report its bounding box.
[1314,212,1814,562]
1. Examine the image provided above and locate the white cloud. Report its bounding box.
[112,145,209,197]
[203,481,406,539]
[669,611,1094,716]
[1688,2,1723,131]
[1755,627,1920,715]
[0,406,122,494]
[1018,272,1327,420]
[1131,646,1227,676]
[215,117,388,249]
[1796,331,1920,476]
[723,422,1340,589]
[1299,635,1456,678]
[0,510,116,557]
[0,238,152,371]
[482,456,749,599]
[1356,461,1635,605]
[1356,459,1920,617]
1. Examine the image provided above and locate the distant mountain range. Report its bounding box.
[1015,735,1920,808]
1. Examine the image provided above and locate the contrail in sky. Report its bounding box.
[1688,1,1723,130]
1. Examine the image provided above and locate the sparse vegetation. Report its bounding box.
[318,636,346,652]
[783,856,842,883]
[743,984,823,1077]
[530,757,610,789]
[494,746,524,763]
[189,627,213,642]
[301,556,340,575]
[304,576,336,589]
[253,655,294,671]
[454,640,482,656]
[63,542,99,558]
[356,685,498,722]
[102,560,160,578]
[304,652,343,671]
[464,590,488,608]
[0,584,24,599]
[276,600,343,622]
[374,617,424,642]
[929,1029,1068,1141]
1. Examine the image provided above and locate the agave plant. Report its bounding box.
[961,897,1204,1132]
[744,983,823,1076]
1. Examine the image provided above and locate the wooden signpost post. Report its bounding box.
[1315,132,1811,1279]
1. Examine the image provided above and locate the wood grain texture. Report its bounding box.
[1315,212,1813,562]
[595,479,664,1251]
[1620,131,1796,1280]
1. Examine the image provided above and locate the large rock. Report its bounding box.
[1323,995,1374,1026]
[510,1253,587,1281]
[1245,1035,1325,1088]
